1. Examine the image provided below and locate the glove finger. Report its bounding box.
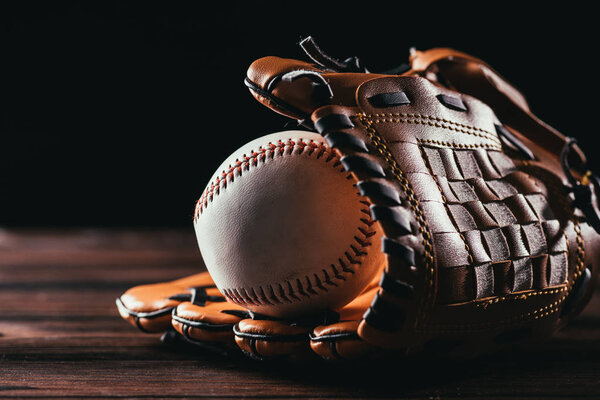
[233,318,314,361]
[231,272,384,361]
[310,280,381,360]
[245,57,379,123]
[171,300,247,347]
[116,272,217,333]
[310,321,375,360]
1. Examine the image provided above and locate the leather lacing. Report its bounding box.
[356,114,436,329]
[561,137,600,234]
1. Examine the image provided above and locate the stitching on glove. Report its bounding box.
[424,298,566,333]
[572,221,586,285]
[368,112,496,137]
[474,286,568,309]
[356,114,436,329]
[418,138,502,151]
[194,138,378,307]
[367,113,501,145]
[424,223,584,332]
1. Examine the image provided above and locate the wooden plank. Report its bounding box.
[0,230,599,398]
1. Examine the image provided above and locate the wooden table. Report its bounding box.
[1,230,599,399]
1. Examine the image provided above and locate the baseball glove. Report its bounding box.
[117,37,600,361]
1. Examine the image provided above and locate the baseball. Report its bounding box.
[193,130,384,318]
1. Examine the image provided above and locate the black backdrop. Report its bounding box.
[1,3,596,227]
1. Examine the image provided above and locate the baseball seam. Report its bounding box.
[194,138,378,306]
[195,139,340,218]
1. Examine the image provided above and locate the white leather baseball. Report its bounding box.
[193,131,384,318]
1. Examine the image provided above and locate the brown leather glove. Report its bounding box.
[118,37,600,360]
[117,271,383,360]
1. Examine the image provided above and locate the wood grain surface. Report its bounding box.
[1,229,599,399]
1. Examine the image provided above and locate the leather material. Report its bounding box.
[116,273,217,333]
[408,48,531,113]
[243,45,600,356]
[407,48,586,165]
[117,44,599,361]
[193,131,385,318]
[246,57,387,121]
[117,270,389,360]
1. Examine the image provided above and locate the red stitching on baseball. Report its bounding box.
[194,139,332,219]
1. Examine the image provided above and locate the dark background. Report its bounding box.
[1,3,595,228]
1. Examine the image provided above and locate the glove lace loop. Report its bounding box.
[561,137,600,233]
[299,36,368,73]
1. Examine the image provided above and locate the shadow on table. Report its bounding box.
[163,331,600,397]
